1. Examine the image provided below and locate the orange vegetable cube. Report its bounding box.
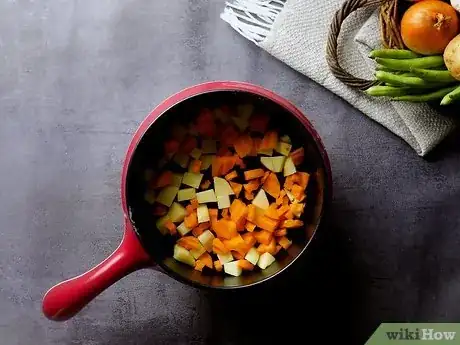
[234,134,253,158]
[284,210,294,220]
[192,222,210,237]
[177,236,202,251]
[244,179,260,193]
[229,181,243,197]
[281,219,304,229]
[242,232,257,247]
[198,252,213,269]
[155,171,173,189]
[195,108,216,137]
[184,212,198,229]
[274,245,282,255]
[222,208,230,220]
[212,238,229,255]
[297,172,310,189]
[165,220,177,236]
[191,198,199,210]
[195,260,206,272]
[237,260,255,271]
[253,230,273,245]
[213,219,238,239]
[185,205,194,216]
[260,130,278,150]
[214,260,223,272]
[189,159,202,173]
[220,125,239,147]
[290,203,305,218]
[230,199,248,231]
[274,228,287,237]
[244,169,265,180]
[254,214,279,232]
[276,190,287,206]
[278,236,292,250]
[250,138,261,156]
[244,190,254,201]
[261,170,270,184]
[276,205,290,218]
[291,184,306,201]
[265,203,280,220]
[232,251,245,260]
[257,238,277,254]
[247,204,256,222]
[223,234,248,255]
[263,173,280,198]
[224,170,238,181]
[290,147,305,166]
[200,179,211,190]
[234,155,246,169]
[245,221,256,232]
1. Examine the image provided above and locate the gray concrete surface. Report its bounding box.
[1,1,460,344]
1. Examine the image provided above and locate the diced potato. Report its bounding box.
[144,190,156,204]
[177,188,196,202]
[217,194,231,209]
[237,104,254,120]
[156,215,172,235]
[156,186,179,207]
[173,245,195,267]
[197,205,210,223]
[214,177,234,197]
[182,172,204,189]
[257,252,276,269]
[168,202,186,223]
[280,135,291,143]
[202,140,217,154]
[190,148,202,160]
[217,252,234,264]
[171,173,183,188]
[285,189,297,203]
[214,108,231,123]
[177,222,192,236]
[200,155,215,171]
[224,261,243,277]
[245,247,260,266]
[190,243,206,259]
[196,189,217,203]
[260,156,285,173]
[197,230,215,252]
[232,116,249,132]
[258,148,273,156]
[276,141,292,156]
[283,156,296,176]
[173,152,190,168]
[252,189,269,210]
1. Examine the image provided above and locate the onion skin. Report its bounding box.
[444,34,460,80]
[401,0,459,55]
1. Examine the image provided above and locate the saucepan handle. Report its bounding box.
[42,219,151,321]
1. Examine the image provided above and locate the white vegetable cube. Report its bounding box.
[156,215,171,235]
[190,148,202,159]
[156,186,179,207]
[252,189,269,210]
[171,173,183,187]
[167,202,186,223]
[177,222,192,236]
[232,116,249,131]
[260,156,285,173]
[244,247,260,266]
[217,252,234,264]
[197,230,215,252]
[202,140,217,154]
[276,141,292,156]
[200,155,215,171]
[182,172,204,189]
[285,189,297,203]
[190,243,206,259]
[280,135,291,144]
[214,177,234,197]
[144,190,156,204]
[173,245,195,267]
[197,204,210,223]
[217,194,231,209]
[196,189,217,203]
[257,252,276,270]
[283,156,297,176]
[177,188,196,202]
[173,152,190,168]
[224,261,243,277]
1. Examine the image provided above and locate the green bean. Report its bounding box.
[391,86,458,102]
[375,71,448,88]
[410,68,457,83]
[369,49,420,59]
[366,85,414,97]
[375,56,445,71]
[440,85,460,105]
[375,64,394,72]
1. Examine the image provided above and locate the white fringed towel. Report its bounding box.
[221,0,456,156]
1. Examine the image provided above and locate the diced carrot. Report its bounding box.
[250,138,261,156]
[180,136,198,154]
[233,134,253,158]
[164,139,180,155]
[249,113,270,133]
[237,260,255,271]
[232,251,244,260]
[274,245,282,255]
[247,204,256,222]
[177,236,202,251]
[243,180,260,194]
[245,221,256,232]
[244,190,254,201]
[261,170,270,184]
[291,184,306,201]
[254,214,279,232]
[214,260,223,272]
[223,234,248,255]
[259,130,278,150]
[200,179,211,190]
[265,203,280,220]
[224,170,238,181]
[257,238,277,254]
[276,204,290,218]
[244,169,265,180]
[274,228,287,237]
[278,236,292,250]
[284,175,295,191]
[195,108,216,137]
[284,210,294,220]
[191,198,199,210]
[297,172,310,189]
[290,147,305,166]
[195,260,206,272]
[230,199,248,231]
[242,232,257,247]
[184,212,198,229]
[234,155,246,169]
[263,172,280,198]
[282,196,289,206]
[253,230,273,245]
[165,220,177,236]
[220,125,239,147]
[290,203,305,218]
[192,222,210,237]
[155,171,173,189]
[212,238,229,255]
[222,208,230,220]
[209,208,218,218]
[220,156,236,176]
[185,205,194,215]
[153,204,168,216]
[229,181,243,197]
[281,219,304,229]
[211,157,221,177]
[189,159,202,173]
[198,252,213,269]
[217,147,232,157]
[213,219,238,240]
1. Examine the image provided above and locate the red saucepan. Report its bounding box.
[42,81,332,321]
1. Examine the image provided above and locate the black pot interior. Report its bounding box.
[126,90,330,288]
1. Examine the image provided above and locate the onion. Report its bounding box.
[444,34,460,80]
[401,0,459,55]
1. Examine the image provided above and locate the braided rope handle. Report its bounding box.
[326,0,391,91]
